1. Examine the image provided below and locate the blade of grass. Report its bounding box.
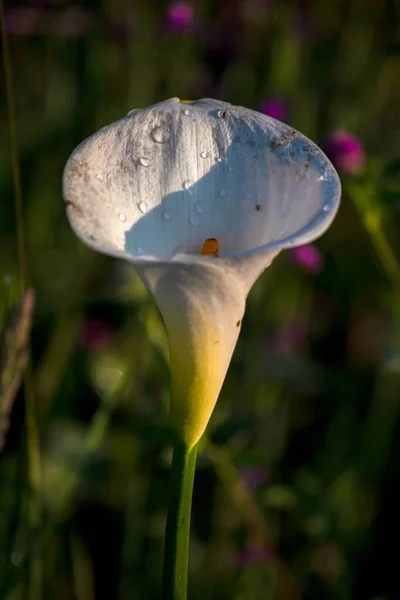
[0,4,42,598]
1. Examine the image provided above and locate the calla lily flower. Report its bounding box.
[63,98,340,449]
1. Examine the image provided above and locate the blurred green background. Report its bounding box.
[1,0,400,599]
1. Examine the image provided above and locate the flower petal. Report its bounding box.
[136,259,245,447]
[63,98,340,264]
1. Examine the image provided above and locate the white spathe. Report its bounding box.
[63,97,341,448]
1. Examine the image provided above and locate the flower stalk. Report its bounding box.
[163,439,198,600]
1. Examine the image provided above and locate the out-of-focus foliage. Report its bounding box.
[1,1,400,599]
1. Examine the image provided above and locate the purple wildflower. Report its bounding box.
[289,243,324,275]
[236,545,275,567]
[240,466,269,491]
[79,318,114,352]
[323,130,365,175]
[165,2,193,33]
[4,7,44,36]
[258,98,288,122]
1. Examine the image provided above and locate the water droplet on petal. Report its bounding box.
[190,213,199,226]
[215,156,224,163]
[139,157,151,167]
[183,108,193,117]
[135,247,144,255]
[118,213,127,222]
[151,126,170,143]
[96,174,104,181]
[322,203,330,212]
[183,180,194,193]
[138,201,148,214]
[195,202,204,214]
[200,151,209,159]
[219,188,229,198]
[163,209,172,220]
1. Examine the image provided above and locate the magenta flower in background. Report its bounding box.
[240,466,269,491]
[323,130,365,175]
[4,7,44,36]
[236,545,275,567]
[79,318,114,352]
[289,243,324,275]
[258,98,288,122]
[165,1,193,33]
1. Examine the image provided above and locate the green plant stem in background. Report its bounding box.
[0,0,28,290]
[349,182,400,292]
[163,440,198,600]
[0,3,43,599]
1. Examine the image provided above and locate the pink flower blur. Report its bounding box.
[240,466,269,491]
[236,545,275,567]
[323,130,365,175]
[79,318,114,352]
[289,244,324,275]
[258,98,288,122]
[165,2,193,33]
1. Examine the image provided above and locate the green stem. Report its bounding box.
[0,0,28,290]
[163,440,198,600]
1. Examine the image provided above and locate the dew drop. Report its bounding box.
[200,150,209,159]
[118,213,127,222]
[195,202,204,214]
[96,174,104,181]
[215,156,224,163]
[163,209,172,220]
[190,213,199,226]
[183,108,193,117]
[135,247,144,255]
[138,201,148,214]
[322,203,330,212]
[139,157,151,167]
[107,173,113,181]
[183,180,194,193]
[219,188,229,198]
[151,126,170,143]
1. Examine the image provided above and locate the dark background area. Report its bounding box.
[1,1,400,599]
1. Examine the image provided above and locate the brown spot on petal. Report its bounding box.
[236,320,241,327]
[64,200,83,213]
